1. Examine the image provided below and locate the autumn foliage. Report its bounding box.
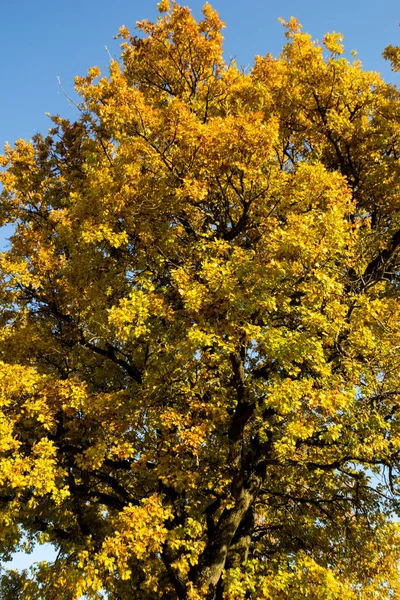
[1,2,400,598]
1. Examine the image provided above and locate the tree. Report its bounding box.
[1,2,400,597]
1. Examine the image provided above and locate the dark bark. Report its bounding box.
[191,473,262,599]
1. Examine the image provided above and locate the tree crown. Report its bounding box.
[1,3,400,598]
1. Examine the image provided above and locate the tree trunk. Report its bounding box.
[191,475,261,599]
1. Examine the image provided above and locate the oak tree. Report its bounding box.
[1,2,400,598]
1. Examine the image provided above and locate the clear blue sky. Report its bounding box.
[1,0,399,150]
[1,0,399,577]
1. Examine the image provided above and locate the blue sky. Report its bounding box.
[1,0,399,150]
[1,0,399,577]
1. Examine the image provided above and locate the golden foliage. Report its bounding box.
[1,3,400,598]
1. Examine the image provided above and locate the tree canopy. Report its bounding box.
[1,2,400,598]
